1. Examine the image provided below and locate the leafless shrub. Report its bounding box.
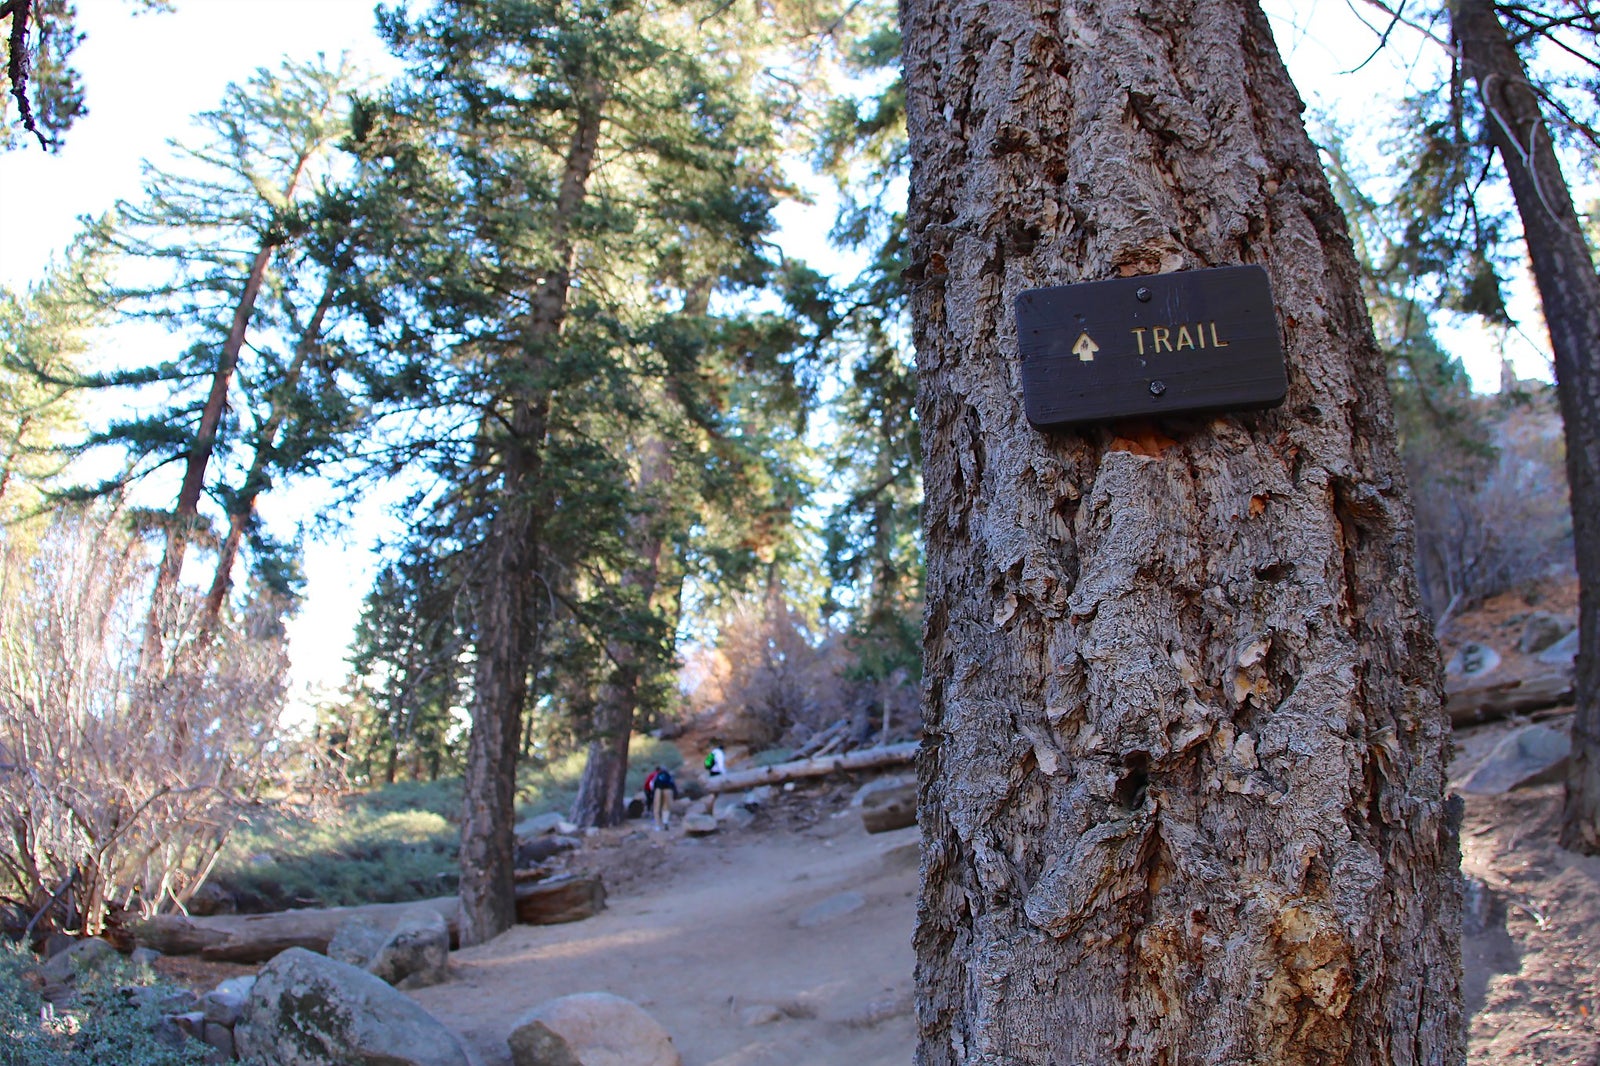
[1409,390,1574,627]
[682,593,851,748]
[0,508,288,935]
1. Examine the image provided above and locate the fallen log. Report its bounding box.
[132,897,460,964]
[706,741,919,794]
[132,875,606,963]
[791,719,849,760]
[1447,669,1574,728]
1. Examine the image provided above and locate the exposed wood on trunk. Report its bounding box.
[1451,0,1600,855]
[131,876,605,963]
[1447,669,1575,727]
[705,741,918,793]
[900,0,1461,1061]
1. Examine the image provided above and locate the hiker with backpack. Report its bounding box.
[648,765,677,830]
[703,743,726,815]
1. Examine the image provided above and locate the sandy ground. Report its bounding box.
[154,718,1600,1062]
[396,734,1600,1066]
[1452,714,1600,1066]
[409,794,919,1066]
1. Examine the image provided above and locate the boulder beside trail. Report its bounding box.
[1458,724,1571,795]
[330,906,451,990]
[507,991,681,1066]
[39,936,118,987]
[683,814,719,836]
[1518,612,1575,655]
[516,812,579,838]
[234,947,470,1066]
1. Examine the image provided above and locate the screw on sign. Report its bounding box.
[1014,264,1287,428]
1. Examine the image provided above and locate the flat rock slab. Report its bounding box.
[1459,724,1571,795]
[797,891,866,929]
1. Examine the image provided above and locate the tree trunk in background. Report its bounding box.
[202,275,338,629]
[458,87,605,947]
[141,240,276,669]
[900,1,1462,1062]
[569,436,673,828]
[1450,0,1600,855]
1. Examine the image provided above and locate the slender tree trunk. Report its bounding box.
[458,86,605,947]
[141,241,277,668]
[202,275,338,628]
[569,436,673,828]
[900,2,1462,1062]
[1450,0,1600,855]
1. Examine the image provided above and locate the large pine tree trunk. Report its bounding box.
[1450,0,1600,855]
[569,436,673,828]
[457,87,605,947]
[900,2,1463,1062]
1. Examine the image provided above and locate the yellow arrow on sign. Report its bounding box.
[1072,331,1099,362]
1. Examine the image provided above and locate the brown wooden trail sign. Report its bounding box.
[1016,264,1287,428]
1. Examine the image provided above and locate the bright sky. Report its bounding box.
[0,0,1568,700]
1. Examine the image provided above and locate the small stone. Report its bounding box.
[741,1004,785,1027]
[683,814,719,836]
[130,946,162,968]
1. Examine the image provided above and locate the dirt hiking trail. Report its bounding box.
[412,805,919,1066]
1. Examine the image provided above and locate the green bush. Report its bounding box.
[214,804,458,910]
[0,943,209,1066]
[208,734,685,910]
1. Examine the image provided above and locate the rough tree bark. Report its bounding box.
[900,1,1463,1062]
[458,84,605,947]
[1450,0,1600,855]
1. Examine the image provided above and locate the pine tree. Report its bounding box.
[354,0,805,942]
[79,56,362,665]
[0,234,108,519]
